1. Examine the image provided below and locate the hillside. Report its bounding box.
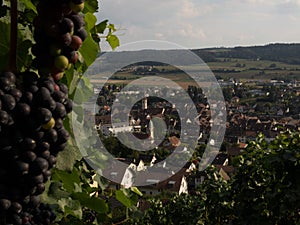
[194,43,300,64]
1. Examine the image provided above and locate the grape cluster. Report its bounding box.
[0,0,87,223]
[0,0,88,224]
[32,0,87,81]
[0,70,71,224]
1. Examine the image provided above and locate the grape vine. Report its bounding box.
[0,0,122,224]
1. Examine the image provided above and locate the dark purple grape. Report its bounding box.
[22,71,39,85]
[31,174,44,185]
[31,158,49,174]
[21,92,33,105]
[11,213,22,225]
[22,196,30,205]
[9,88,22,102]
[41,80,55,94]
[21,151,37,163]
[33,131,45,142]
[22,138,36,150]
[60,18,74,34]
[28,85,39,93]
[24,117,42,133]
[3,71,16,84]
[57,128,69,144]
[0,77,12,91]
[51,142,67,154]
[69,14,85,30]
[52,91,66,103]
[59,32,72,46]
[53,102,66,119]
[1,94,16,111]
[0,110,9,124]
[47,155,56,168]
[54,118,63,130]
[44,129,58,143]
[6,114,14,126]
[0,199,11,211]
[58,83,68,95]
[29,195,40,208]
[37,142,50,152]
[15,161,29,175]
[41,98,56,111]
[66,50,79,64]
[43,170,52,180]
[64,98,73,113]
[11,202,22,214]
[15,103,31,117]
[35,183,45,195]
[37,107,52,124]
[75,27,87,41]
[36,87,51,102]
[40,150,50,159]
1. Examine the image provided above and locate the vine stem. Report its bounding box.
[9,0,18,72]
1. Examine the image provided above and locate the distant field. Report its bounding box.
[90,57,300,87]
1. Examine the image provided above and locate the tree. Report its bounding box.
[231,131,300,225]
[128,131,300,224]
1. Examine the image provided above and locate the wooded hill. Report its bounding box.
[194,43,300,64]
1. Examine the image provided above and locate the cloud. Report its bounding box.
[178,23,206,39]
[97,0,300,50]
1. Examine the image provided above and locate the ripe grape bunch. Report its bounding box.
[0,0,86,224]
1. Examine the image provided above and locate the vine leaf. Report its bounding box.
[0,20,32,71]
[130,187,143,196]
[106,34,120,50]
[71,192,109,214]
[96,19,108,34]
[84,12,97,31]
[58,198,83,220]
[115,190,134,208]
[19,0,37,13]
[52,168,81,193]
[79,34,99,67]
[83,0,98,14]
[56,139,82,171]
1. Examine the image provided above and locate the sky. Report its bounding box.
[96,0,300,51]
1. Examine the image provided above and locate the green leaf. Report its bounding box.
[52,168,81,193]
[79,34,99,67]
[58,198,82,219]
[72,192,108,214]
[73,105,84,122]
[16,39,33,71]
[56,139,82,171]
[0,21,33,71]
[84,12,97,31]
[106,34,120,50]
[48,182,71,199]
[108,23,116,32]
[19,0,37,13]
[130,187,143,196]
[115,190,133,208]
[96,19,108,34]
[83,0,98,13]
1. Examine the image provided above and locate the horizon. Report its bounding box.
[99,42,300,53]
